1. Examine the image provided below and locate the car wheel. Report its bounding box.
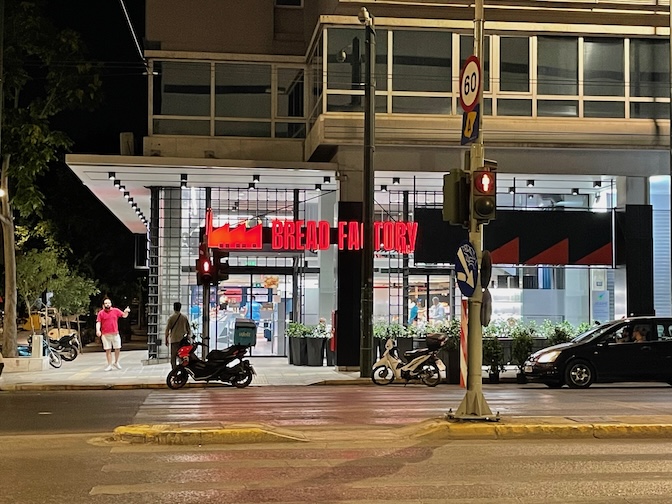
[564,359,594,389]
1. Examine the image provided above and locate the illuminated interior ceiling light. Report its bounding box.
[508,186,515,194]
[323,176,331,183]
[593,180,602,188]
[128,197,133,204]
[380,185,388,192]
[108,172,116,180]
[135,207,141,214]
[572,188,579,195]
[113,179,121,187]
[123,191,130,199]
[528,194,534,200]
[252,174,260,182]
[526,179,534,187]
[180,174,187,188]
[315,183,322,191]
[118,185,125,192]
[248,182,256,190]
[131,202,137,208]
[392,177,400,185]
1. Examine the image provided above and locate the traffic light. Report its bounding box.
[212,248,230,282]
[442,169,470,227]
[196,242,213,286]
[471,170,497,223]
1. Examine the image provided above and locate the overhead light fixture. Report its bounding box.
[118,185,125,192]
[135,207,141,214]
[392,177,400,185]
[252,174,260,182]
[323,176,331,183]
[572,188,579,195]
[108,172,116,180]
[180,174,187,188]
[528,194,534,200]
[113,179,120,187]
[123,191,130,199]
[128,197,134,204]
[248,182,256,190]
[508,186,515,194]
[131,202,137,208]
[381,185,388,192]
[593,181,602,188]
[315,183,322,191]
[526,180,534,187]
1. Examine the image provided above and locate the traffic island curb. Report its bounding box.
[112,423,308,445]
[403,418,672,440]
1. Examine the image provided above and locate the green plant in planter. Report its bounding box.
[483,336,505,376]
[574,321,592,336]
[427,319,460,351]
[310,321,330,338]
[373,321,388,339]
[511,323,535,373]
[387,322,409,339]
[548,321,574,346]
[286,321,310,338]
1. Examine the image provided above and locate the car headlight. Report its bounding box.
[536,350,561,363]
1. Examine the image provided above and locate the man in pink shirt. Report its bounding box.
[96,297,130,371]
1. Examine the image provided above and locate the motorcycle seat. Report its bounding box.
[403,348,432,359]
[206,348,237,362]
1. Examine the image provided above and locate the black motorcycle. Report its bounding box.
[166,338,255,390]
[48,332,80,361]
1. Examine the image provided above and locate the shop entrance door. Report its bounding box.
[212,271,294,356]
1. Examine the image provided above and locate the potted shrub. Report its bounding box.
[511,323,535,384]
[287,322,309,366]
[393,322,413,354]
[306,321,330,366]
[483,336,505,384]
[374,321,389,358]
[548,321,574,347]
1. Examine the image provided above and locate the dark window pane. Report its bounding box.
[630,102,670,119]
[500,37,529,92]
[392,96,451,114]
[275,122,306,138]
[585,101,624,118]
[327,28,387,91]
[497,99,531,116]
[393,30,451,92]
[214,121,271,137]
[154,62,211,116]
[457,99,491,115]
[460,36,490,92]
[630,39,669,98]
[277,68,304,117]
[153,119,210,135]
[215,63,271,119]
[538,100,578,117]
[584,39,624,96]
[538,37,578,95]
[326,93,386,113]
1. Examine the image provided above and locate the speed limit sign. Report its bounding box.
[459,55,481,113]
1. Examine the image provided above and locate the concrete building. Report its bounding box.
[66,0,672,366]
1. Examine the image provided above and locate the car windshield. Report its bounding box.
[571,322,617,343]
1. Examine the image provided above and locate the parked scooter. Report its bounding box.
[166,337,256,389]
[371,334,447,387]
[17,335,62,369]
[48,332,80,361]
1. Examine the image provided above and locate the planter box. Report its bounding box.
[306,338,326,366]
[396,338,413,356]
[288,337,307,366]
[1,356,49,373]
[326,339,336,366]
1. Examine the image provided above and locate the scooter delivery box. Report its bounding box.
[234,319,257,346]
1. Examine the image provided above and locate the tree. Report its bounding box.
[50,272,99,335]
[0,0,101,356]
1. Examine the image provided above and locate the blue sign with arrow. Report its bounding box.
[455,241,478,298]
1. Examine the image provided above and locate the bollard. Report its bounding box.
[32,334,44,358]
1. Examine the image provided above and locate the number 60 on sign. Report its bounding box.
[459,55,481,113]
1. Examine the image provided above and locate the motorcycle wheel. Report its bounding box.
[419,361,441,387]
[231,368,253,389]
[166,368,189,390]
[371,365,394,385]
[61,347,78,361]
[48,350,62,369]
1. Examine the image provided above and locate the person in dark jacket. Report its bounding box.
[165,302,191,369]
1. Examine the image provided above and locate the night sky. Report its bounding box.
[39,1,148,298]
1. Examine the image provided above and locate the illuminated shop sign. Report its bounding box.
[206,209,417,253]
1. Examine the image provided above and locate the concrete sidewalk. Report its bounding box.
[0,347,366,390]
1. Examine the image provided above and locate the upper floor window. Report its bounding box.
[630,39,669,98]
[393,30,451,92]
[584,38,624,96]
[538,37,578,95]
[500,37,529,92]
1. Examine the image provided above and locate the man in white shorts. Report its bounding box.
[96,298,130,371]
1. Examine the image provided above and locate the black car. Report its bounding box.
[523,316,672,388]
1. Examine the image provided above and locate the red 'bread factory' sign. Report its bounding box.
[205,208,417,253]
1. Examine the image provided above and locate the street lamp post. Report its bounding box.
[359,6,375,378]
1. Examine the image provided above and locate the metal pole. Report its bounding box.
[360,7,375,377]
[202,188,212,356]
[669,3,672,316]
[453,0,495,419]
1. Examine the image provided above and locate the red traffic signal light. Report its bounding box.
[472,170,496,223]
[196,242,213,285]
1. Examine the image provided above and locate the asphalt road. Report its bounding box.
[2,383,672,434]
[2,434,672,503]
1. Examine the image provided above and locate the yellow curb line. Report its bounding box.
[405,419,672,440]
[112,423,308,445]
